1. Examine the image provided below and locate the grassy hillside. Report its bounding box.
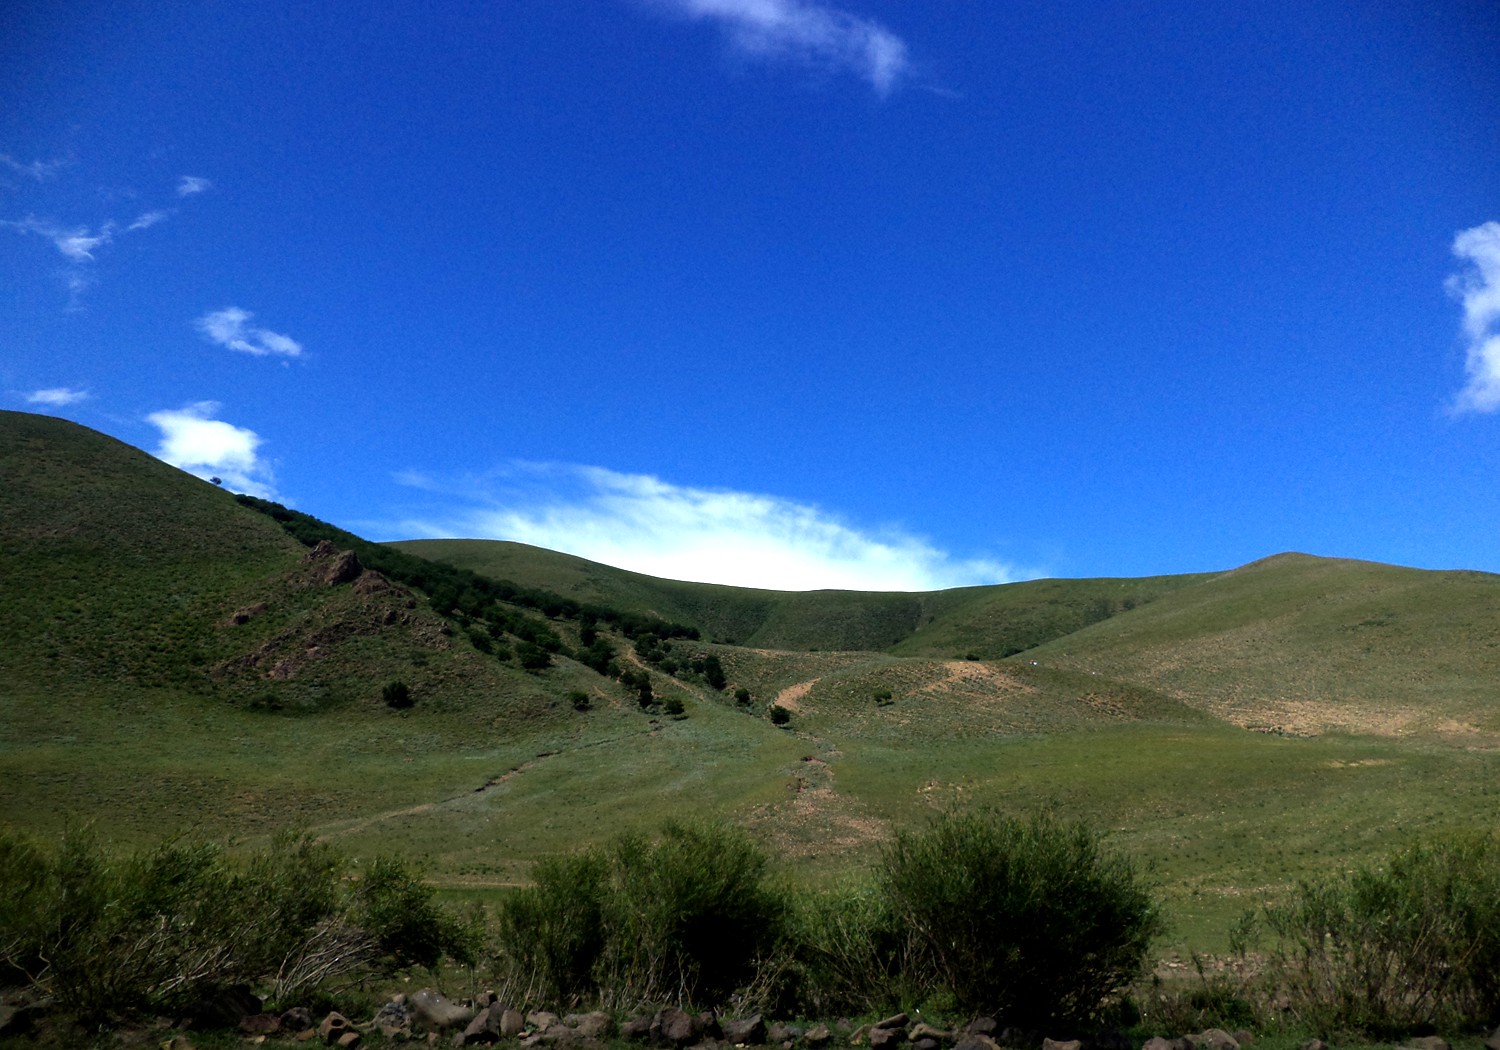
[6,410,1500,957]
[394,538,1211,655]
[1025,551,1500,736]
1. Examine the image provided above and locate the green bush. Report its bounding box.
[769,704,791,725]
[879,808,1162,1026]
[780,881,919,1017]
[497,821,785,1009]
[383,680,412,709]
[1254,832,1500,1036]
[0,828,474,1021]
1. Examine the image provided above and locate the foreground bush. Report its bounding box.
[1255,832,1500,1036]
[879,808,1163,1026]
[0,827,474,1020]
[497,821,785,1009]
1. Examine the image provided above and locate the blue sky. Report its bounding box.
[4,0,1499,590]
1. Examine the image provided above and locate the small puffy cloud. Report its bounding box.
[25,387,90,406]
[396,464,1017,591]
[176,175,211,197]
[194,306,304,358]
[648,0,910,95]
[146,402,275,497]
[1448,221,1500,413]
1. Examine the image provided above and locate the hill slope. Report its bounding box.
[1025,552,1500,736]
[393,538,1211,655]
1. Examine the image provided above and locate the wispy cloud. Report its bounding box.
[146,402,275,497]
[394,463,1017,591]
[176,175,211,197]
[0,154,67,182]
[647,0,911,95]
[1448,221,1500,413]
[127,210,168,231]
[2,216,118,262]
[194,307,304,358]
[24,387,90,406]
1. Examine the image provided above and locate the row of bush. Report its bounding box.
[5,813,1498,1039]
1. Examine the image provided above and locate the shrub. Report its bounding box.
[879,808,1162,1026]
[0,828,475,1020]
[769,704,791,725]
[734,687,752,705]
[664,696,686,718]
[1254,833,1500,1036]
[780,880,919,1017]
[496,821,785,1009]
[383,680,412,708]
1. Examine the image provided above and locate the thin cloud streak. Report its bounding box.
[0,154,67,182]
[1448,220,1500,413]
[177,175,211,197]
[25,387,90,406]
[649,0,911,95]
[396,464,1019,591]
[194,307,304,358]
[147,401,275,497]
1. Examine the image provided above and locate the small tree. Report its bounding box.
[769,704,791,726]
[734,687,752,705]
[382,681,412,709]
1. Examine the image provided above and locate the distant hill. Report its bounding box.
[393,538,1210,655]
[1024,551,1500,736]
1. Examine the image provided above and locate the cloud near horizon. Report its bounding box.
[147,402,275,497]
[647,0,910,95]
[195,307,304,358]
[394,463,1018,592]
[25,387,90,406]
[1449,221,1500,413]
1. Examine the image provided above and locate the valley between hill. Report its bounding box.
[3,408,1499,955]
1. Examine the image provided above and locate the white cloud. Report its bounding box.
[24,387,90,406]
[194,306,304,358]
[176,175,211,197]
[0,154,66,181]
[2,216,117,262]
[127,210,168,231]
[648,0,911,95]
[146,402,275,497]
[396,464,1017,591]
[1448,221,1500,413]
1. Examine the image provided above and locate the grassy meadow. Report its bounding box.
[4,408,1499,968]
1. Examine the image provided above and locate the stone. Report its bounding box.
[320,1012,356,1046]
[1485,1029,1500,1050]
[620,1017,654,1042]
[410,990,475,1031]
[1043,1040,1082,1050]
[460,1004,505,1045]
[875,1015,911,1031]
[1297,1042,1327,1050]
[282,1007,316,1033]
[806,1025,833,1048]
[530,1011,562,1032]
[768,1024,804,1045]
[336,1033,362,1050]
[965,1019,999,1039]
[1142,1038,1180,1050]
[723,1015,767,1046]
[501,1009,528,1038]
[912,1039,940,1050]
[1406,1039,1450,1050]
[240,1013,284,1036]
[869,1028,906,1050]
[653,1007,704,1047]
[568,1012,613,1040]
[909,1025,950,1044]
[1188,1031,1239,1050]
[953,1038,999,1050]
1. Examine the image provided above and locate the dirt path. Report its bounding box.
[774,677,818,712]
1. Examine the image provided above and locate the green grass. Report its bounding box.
[6,409,1500,968]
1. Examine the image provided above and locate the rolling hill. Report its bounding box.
[4,408,1499,952]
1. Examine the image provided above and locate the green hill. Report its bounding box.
[394,538,1211,655]
[5,410,1500,953]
